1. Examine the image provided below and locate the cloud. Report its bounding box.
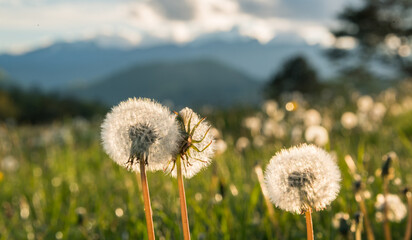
[0,0,350,54]
[149,0,195,20]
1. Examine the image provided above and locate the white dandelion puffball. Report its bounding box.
[101,98,180,172]
[165,107,215,179]
[304,125,329,147]
[264,144,341,214]
[304,109,322,126]
[341,112,358,129]
[357,95,374,112]
[375,194,407,222]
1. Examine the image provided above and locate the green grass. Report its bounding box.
[1,91,412,239]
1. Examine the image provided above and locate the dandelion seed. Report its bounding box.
[264,144,341,214]
[375,194,407,222]
[165,107,215,179]
[101,98,180,172]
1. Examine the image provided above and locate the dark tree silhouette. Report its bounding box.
[328,0,412,76]
[265,56,321,99]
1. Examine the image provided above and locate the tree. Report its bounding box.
[328,0,412,76]
[265,56,321,99]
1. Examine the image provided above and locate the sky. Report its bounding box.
[0,0,359,54]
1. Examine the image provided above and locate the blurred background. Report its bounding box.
[1,0,412,239]
[1,0,410,122]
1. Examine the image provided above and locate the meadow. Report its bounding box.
[1,81,412,240]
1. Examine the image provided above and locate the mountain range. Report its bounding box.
[0,34,335,106]
[72,59,262,108]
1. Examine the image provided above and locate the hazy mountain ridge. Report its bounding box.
[0,35,333,91]
[71,59,263,108]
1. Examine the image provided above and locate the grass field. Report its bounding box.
[1,84,412,239]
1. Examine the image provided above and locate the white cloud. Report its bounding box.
[0,0,349,54]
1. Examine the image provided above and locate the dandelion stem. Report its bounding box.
[254,165,282,239]
[139,160,155,240]
[355,213,363,240]
[404,191,412,240]
[383,177,392,240]
[305,209,314,240]
[357,192,375,240]
[177,156,191,240]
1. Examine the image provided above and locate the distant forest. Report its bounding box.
[0,83,107,124]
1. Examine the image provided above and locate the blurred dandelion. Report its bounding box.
[357,96,374,112]
[235,137,250,152]
[353,176,375,240]
[263,100,278,117]
[214,139,227,156]
[341,112,358,130]
[375,194,407,222]
[263,119,286,139]
[304,109,322,126]
[379,153,396,240]
[285,101,298,111]
[243,116,261,137]
[255,164,282,239]
[253,135,266,148]
[264,144,341,240]
[403,188,412,240]
[371,102,386,122]
[304,125,329,147]
[332,212,351,237]
[1,155,19,172]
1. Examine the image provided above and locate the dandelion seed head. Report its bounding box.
[101,98,180,172]
[215,139,227,155]
[264,144,341,214]
[304,109,322,126]
[166,107,215,178]
[243,116,261,136]
[332,212,351,236]
[304,125,329,147]
[357,95,374,112]
[235,137,250,152]
[341,112,358,129]
[371,102,386,122]
[375,193,407,222]
[1,155,19,173]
